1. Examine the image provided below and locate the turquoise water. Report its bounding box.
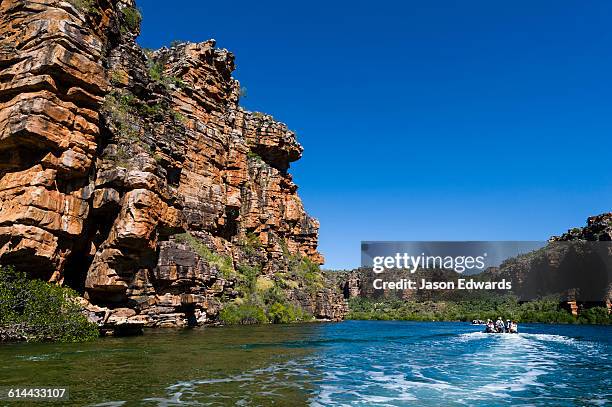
[0,321,610,406]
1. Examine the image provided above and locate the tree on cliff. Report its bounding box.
[0,266,99,342]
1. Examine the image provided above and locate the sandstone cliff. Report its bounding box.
[0,0,347,329]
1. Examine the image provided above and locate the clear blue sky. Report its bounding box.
[137,0,612,269]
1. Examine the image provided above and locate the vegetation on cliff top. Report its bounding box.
[347,296,611,325]
[0,266,99,342]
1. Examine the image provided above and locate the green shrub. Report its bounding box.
[219,303,267,325]
[147,60,186,90]
[236,264,259,296]
[105,90,174,124]
[137,102,164,118]
[578,307,611,324]
[172,77,187,89]
[175,233,235,278]
[241,232,262,255]
[148,61,164,83]
[288,255,323,294]
[171,110,186,123]
[220,264,312,325]
[268,302,302,323]
[247,151,264,164]
[102,90,185,164]
[108,68,128,86]
[279,238,290,257]
[68,0,98,15]
[246,232,262,247]
[102,91,139,141]
[0,266,99,342]
[120,6,141,33]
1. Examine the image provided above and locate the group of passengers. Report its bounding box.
[485,317,518,333]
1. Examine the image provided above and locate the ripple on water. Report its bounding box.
[15,354,60,362]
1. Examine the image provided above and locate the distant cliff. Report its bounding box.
[0,0,346,329]
[337,214,612,311]
[550,213,612,242]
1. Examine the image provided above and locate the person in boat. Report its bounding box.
[485,319,495,333]
[508,321,518,333]
[495,317,505,333]
[505,319,511,332]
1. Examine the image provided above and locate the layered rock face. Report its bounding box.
[0,0,110,280]
[0,0,346,327]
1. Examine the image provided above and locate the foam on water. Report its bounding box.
[16,353,60,361]
[307,323,610,406]
[523,333,576,345]
[456,331,490,341]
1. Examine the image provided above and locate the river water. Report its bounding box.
[0,321,609,406]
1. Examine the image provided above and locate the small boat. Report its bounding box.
[484,329,518,334]
[484,324,518,334]
[483,319,518,334]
